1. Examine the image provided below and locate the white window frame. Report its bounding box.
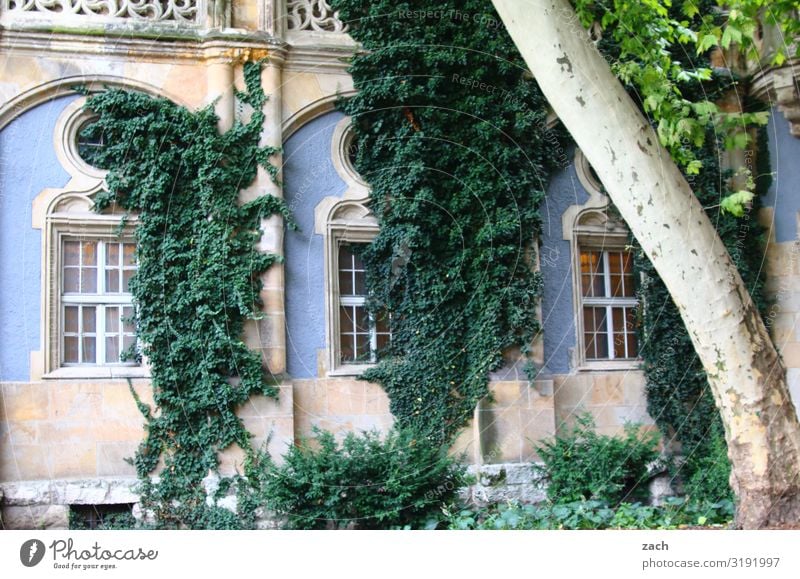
[60,238,138,367]
[334,239,390,368]
[42,218,149,379]
[572,231,641,371]
[578,244,639,364]
[325,226,383,376]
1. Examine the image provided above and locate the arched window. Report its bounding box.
[573,209,639,367]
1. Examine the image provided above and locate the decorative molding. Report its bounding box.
[0,75,186,133]
[751,61,800,138]
[285,0,346,33]
[0,0,207,26]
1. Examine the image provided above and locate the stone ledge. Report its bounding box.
[0,477,139,507]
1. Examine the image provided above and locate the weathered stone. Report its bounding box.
[1,505,69,530]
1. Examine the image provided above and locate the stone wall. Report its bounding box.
[552,370,655,437]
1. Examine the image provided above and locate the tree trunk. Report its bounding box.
[491,0,800,528]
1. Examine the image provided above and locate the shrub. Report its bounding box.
[682,422,734,503]
[255,428,466,529]
[535,414,661,504]
[442,498,734,530]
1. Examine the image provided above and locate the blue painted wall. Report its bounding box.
[283,111,347,378]
[762,107,800,242]
[540,155,590,375]
[0,96,75,381]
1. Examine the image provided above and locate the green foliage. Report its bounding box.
[332,0,566,443]
[251,428,466,529]
[442,497,734,530]
[683,421,733,502]
[83,61,290,529]
[534,414,661,504]
[68,508,138,530]
[572,0,777,175]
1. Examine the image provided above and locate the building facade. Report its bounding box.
[0,1,798,528]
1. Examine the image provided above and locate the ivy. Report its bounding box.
[82,61,291,528]
[332,0,567,443]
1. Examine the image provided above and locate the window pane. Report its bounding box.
[122,269,135,292]
[80,267,97,293]
[608,251,623,275]
[355,306,369,332]
[82,307,96,334]
[340,334,354,363]
[622,250,633,274]
[122,307,135,333]
[82,336,96,363]
[354,270,366,295]
[106,270,119,293]
[622,273,636,297]
[105,307,120,334]
[106,336,119,363]
[123,243,136,266]
[64,306,79,333]
[626,333,639,358]
[584,306,609,359]
[352,250,364,270]
[339,268,353,296]
[63,336,79,363]
[355,334,370,361]
[106,243,120,266]
[82,242,97,266]
[340,306,355,334]
[64,241,80,266]
[63,268,80,293]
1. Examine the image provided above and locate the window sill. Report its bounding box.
[577,360,642,372]
[327,364,376,377]
[42,366,150,380]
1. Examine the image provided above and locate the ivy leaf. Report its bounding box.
[720,191,755,217]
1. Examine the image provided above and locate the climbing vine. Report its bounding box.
[83,61,290,528]
[332,0,567,443]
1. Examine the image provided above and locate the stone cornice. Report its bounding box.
[0,27,288,64]
[284,43,356,73]
[751,60,800,137]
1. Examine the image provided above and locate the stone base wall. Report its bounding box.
[292,377,394,441]
[0,380,153,482]
[552,370,655,436]
[452,379,556,464]
[0,477,138,529]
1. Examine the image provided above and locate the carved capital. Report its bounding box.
[752,61,800,138]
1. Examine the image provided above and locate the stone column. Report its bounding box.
[239,48,288,376]
[206,46,235,132]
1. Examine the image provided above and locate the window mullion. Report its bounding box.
[606,304,614,361]
[98,304,106,365]
[98,241,105,295]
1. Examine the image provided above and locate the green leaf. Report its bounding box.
[697,33,718,53]
[720,191,755,217]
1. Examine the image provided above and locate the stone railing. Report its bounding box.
[0,0,213,28]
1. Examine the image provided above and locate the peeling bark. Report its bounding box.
[492,0,800,528]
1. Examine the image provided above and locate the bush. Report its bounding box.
[535,414,661,504]
[442,498,734,530]
[255,428,466,529]
[682,423,734,503]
